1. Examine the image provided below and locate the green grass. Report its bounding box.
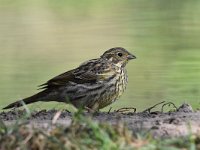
[0,110,200,150]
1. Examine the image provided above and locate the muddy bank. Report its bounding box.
[0,103,200,138]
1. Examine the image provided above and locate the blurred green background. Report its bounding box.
[0,0,200,111]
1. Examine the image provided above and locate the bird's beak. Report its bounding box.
[127,53,136,60]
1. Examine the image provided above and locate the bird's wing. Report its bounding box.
[39,59,115,89]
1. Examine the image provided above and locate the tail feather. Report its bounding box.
[3,89,56,109]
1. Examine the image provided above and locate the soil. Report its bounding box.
[1,103,200,138]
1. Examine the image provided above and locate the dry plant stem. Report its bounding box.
[52,111,62,124]
[22,132,33,145]
[115,107,137,113]
[142,101,165,113]
[107,107,112,114]
[161,102,178,112]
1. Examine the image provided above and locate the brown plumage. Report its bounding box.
[3,47,136,110]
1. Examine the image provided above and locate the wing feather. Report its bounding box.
[39,59,115,89]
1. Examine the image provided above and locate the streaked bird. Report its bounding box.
[3,47,136,111]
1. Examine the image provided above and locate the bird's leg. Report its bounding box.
[84,107,100,113]
[84,103,100,113]
[84,106,94,113]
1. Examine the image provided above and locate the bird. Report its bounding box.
[3,47,136,111]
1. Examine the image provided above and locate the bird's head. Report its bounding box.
[101,47,136,67]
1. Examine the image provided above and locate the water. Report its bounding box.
[0,0,200,111]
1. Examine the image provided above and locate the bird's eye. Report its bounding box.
[117,52,123,57]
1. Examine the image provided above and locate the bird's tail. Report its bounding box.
[3,89,57,109]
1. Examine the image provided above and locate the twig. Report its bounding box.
[52,111,62,124]
[22,132,33,145]
[115,107,136,113]
[107,107,112,114]
[161,102,177,112]
[142,101,165,113]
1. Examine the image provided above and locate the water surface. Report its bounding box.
[0,0,200,111]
